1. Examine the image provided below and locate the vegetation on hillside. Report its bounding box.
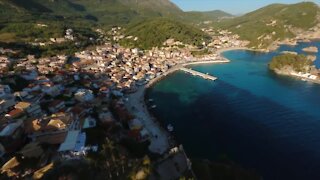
[217,2,319,48]
[269,54,312,72]
[120,18,211,49]
[0,0,216,56]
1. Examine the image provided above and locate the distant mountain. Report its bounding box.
[217,2,320,49]
[185,10,233,23]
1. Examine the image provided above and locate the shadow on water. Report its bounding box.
[147,77,320,180]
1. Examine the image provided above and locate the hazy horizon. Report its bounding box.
[171,0,320,15]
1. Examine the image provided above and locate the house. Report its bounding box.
[25,117,69,138]
[0,121,25,153]
[41,83,63,97]
[34,132,67,145]
[58,130,86,153]
[33,163,54,180]
[6,108,26,121]
[0,85,11,98]
[0,97,15,114]
[20,70,38,80]
[74,89,94,102]
[48,100,65,113]
[82,116,96,129]
[0,85,15,114]
[0,121,23,138]
[15,102,42,117]
[1,156,20,178]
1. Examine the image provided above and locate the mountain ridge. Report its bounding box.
[217,2,320,49]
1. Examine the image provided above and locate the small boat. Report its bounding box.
[148,99,154,102]
[151,105,157,109]
[167,124,174,132]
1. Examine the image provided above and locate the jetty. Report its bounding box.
[180,67,217,81]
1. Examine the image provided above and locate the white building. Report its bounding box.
[58,130,86,153]
[74,89,94,102]
[15,102,42,117]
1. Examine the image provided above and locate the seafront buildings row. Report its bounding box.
[0,27,255,179]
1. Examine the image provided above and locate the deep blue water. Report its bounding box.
[146,42,320,180]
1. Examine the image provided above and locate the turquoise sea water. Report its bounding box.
[146,42,320,180]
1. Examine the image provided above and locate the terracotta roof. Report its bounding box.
[15,102,31,110]
[7,108,24,118]
[25,118,66,134]
[33,163,54,180]
[1,156,19,177]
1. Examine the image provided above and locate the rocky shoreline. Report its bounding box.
[273,69,320,84]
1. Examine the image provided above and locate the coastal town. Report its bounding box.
[0,27,245,179]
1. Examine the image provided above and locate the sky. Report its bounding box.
[171,0,320,15]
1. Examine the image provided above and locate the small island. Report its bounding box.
[302,46,319,53]
[269,54,320,83]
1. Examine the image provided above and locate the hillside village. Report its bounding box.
[1,0,320,179]
[0,27,245,179]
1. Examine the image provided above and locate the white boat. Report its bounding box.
[151,105,157,109]
[167,124,174,132]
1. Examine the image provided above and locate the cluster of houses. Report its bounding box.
[202,28,249,48]
[0,63,158,178]
[31,28,76,46]
[0,27,247,179]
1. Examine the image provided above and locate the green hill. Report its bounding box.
[0,0,184,42]
[269,54,312,73]
[0,0,212,56]
[120,18,211,49]
[217,2,320,49]
[0,0,183,25]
